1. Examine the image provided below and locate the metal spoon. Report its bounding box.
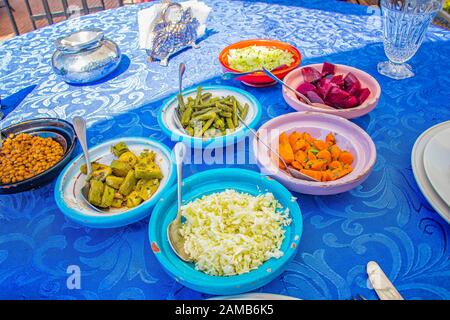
[262,67,334,110]
[178,62,185,96]
[167,142,193,262]
[236,113,319,182]
[222,64,287,81]
[174,63,189,134]
[72,116,106,213]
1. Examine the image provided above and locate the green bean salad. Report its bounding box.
[177,86,249,138]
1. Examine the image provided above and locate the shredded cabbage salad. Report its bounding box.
[227,45,295,72]
[180,189,291,276]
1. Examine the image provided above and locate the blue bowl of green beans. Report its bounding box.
[158,85,262,149]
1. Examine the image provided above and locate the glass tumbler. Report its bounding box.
[378,0,442,80]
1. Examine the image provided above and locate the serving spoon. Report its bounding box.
[222,64,287,81]
[174,63,189,135]
[167,142,193,262]
[72,116,106,213]
[236,113,319,182]
[262,67,334,110]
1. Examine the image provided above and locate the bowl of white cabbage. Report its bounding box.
[148,168,303,295]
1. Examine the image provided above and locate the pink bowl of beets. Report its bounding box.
[282,62,381,119]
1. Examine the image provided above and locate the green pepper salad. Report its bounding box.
[80,142,163,210]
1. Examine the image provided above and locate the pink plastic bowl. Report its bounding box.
[282,63,381,119]
[252,112,377,195]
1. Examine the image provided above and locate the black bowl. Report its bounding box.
[0,118,77,194]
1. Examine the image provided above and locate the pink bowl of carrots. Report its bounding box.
[282,63,381,119]
[252,112,376,195]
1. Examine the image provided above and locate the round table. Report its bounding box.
[0,0,449,300]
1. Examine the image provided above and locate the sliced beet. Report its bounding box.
[297,82,316,95]
[298,62,370,110]
[330,75,344,86]
[301,67,322,83]
[305,90,325,104]
[321,62,336,76]
[316,82,334,100]
[343,72,361,91]
[325,86,350,108]
[319,75,333,85]
[342,96,359,109]
[357,88,371,104]
[347,83,360,96]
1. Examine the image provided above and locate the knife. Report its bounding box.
[367,261,404,300]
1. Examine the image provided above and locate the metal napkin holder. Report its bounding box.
[146,0,201,66]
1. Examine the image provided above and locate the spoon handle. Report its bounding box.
[236,114,291,175]
[174,142,186,223]
[262,67,312,104]
[73,116,91,175]
[179,63,185,96]
[222,70,256,80]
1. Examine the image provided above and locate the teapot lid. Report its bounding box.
[56,29,104,52]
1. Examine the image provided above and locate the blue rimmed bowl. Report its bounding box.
[148,168,303,295]
[55,137,176,228]
[157,85,262,149]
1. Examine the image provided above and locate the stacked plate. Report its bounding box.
[412,121,450,223]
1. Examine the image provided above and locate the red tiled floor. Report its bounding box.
[0,0,144,40]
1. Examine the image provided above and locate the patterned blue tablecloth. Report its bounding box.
[0,0,449,300]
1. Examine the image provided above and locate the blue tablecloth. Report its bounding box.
[0,0,449,300]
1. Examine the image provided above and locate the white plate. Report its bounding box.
[423,127,450,207]
[411,121,450,224]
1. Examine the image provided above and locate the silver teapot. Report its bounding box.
[52,29,121,84]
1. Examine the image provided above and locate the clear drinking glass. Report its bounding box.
[378,0,442,80]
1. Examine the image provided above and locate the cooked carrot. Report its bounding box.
[288,132,303,148]
[307,150,317,161]
[333,165,353,179]
[294,150,307,163]
[313,139,327,151]
[292,139,308,152]
[330,145,341,161]
[279,132,290,145]
[279,131,354,182]
[317,149,331,162]
[301,169,322,181]
[329,160,342,170]
[339,151,354,165]
[309,160,326,171]
[321,170,334,182]
[326,132,335,145]
[291,161,303,170]
[279,142,294,164]
[303,132,314,143]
